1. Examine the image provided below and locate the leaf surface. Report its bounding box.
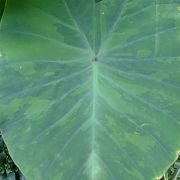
[0,0,180,179]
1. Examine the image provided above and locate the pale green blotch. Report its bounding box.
[126,167,145,180]
[125,133,155,152]
[44,71,55,76]
[25,126,31,132]
[137,49,152,58]
[24,98,51,120]
[104,115,117,128]
[18,144,25,151]
[109,29,139,47]
[81,119,91,132]
[0,98,24,119]
[10,63,36,76]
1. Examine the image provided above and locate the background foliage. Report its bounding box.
[0,0,5,21]
[0,133,25,180]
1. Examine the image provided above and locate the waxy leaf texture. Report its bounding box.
[0,0,180,179]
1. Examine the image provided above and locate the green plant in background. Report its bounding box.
[0,0,5,19]
[0,0,180,180]
[0,133,25,180]
[163,154,180,180]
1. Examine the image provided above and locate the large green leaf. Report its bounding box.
[0,0,180,179]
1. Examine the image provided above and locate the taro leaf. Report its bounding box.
[0,0,180,179]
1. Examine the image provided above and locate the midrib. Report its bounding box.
[90,63,99,179]
[92,64,98,146]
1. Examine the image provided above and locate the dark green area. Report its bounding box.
[0,0,6,21]
[0,134,25,180]
[95,0,103,3]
